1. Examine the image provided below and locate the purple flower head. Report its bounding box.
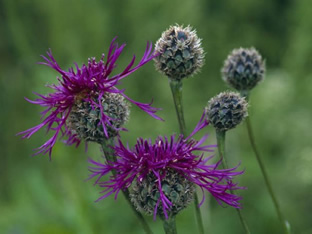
[18,38,162,158]
[88,112,244,220]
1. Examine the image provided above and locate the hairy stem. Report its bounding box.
[162,215,178,234]
[101,139,154,234]
[216,130,251,234]
[169,79,205,234]
[169,80,186,135]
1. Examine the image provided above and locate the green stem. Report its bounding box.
[243,92,291,234]
[102,138,117,165]
[169,80,186,135]
[101,139,154,234]
[215,130,251,234]
[194,193,205,234]
[169,79,204,234]
[162,215,177,234]
[245,116,290,234]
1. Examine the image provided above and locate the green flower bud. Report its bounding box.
[154,25,204,81]
[222,48,265,91]
[206,92,248,131]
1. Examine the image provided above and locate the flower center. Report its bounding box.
[67,92,130,143]
[130,169,195,218]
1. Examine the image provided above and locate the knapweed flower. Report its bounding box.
[154,24,204,81]
[18,38,162,158]
[205,92,248,131]
[222,47,265,91]
[88,112,244,219]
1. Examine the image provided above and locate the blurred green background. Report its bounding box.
[1,0,312,233]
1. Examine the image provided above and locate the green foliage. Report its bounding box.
[1,0,312,233]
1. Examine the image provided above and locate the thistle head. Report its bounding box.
[154,24,204,81]
[222,47,265,91]
[18,38,161,157]
[130,169,195,219]
[88,112,244,220]
[67,92,130,143]
[206,92,248,131]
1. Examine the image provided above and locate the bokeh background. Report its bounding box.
[1,0,312,233]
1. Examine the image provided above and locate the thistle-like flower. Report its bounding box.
[88,112,244,219]
[205,92,248,131]
[18,38,162,158]
[222,47,265,91]
[154,24,204,80]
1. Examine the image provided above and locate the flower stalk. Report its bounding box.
[162,215,178,234]
[215,130,250,234]
[243,93,291,234]
[169,79,204,234]
[169,80,186,135]
[101,140,154,234]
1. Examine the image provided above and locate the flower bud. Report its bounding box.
[67,92,130,143]
[222,48,265,91]
[130,169,195,218]
[154,25,204,81]
[206,92,248,131]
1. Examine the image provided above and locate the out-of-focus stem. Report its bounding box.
[169,79,204,234]
[101,139,154,234]
[215,130,251,234]
[243,92,290,234]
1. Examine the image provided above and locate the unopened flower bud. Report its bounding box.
[130,169,195,218]
[67,92,130,143]
[206,92,248,131]
[154,25,204,81]
[222,48,265,91]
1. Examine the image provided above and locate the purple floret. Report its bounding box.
[17,38,162,158]
[88,112,245,219]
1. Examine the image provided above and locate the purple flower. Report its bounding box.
[18,38,162,158]
[88,112,244,219]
